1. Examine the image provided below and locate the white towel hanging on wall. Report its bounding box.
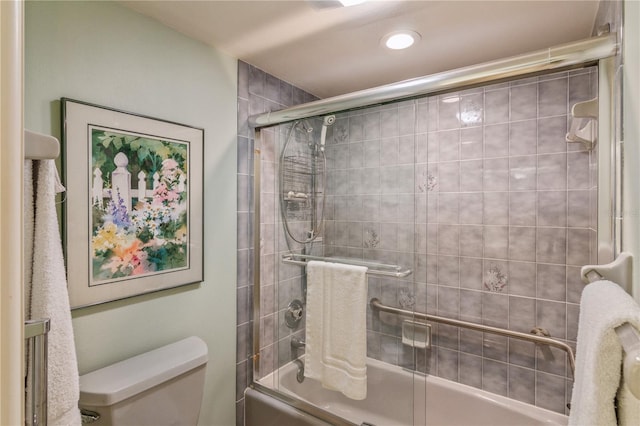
[569,280,640,426]
[25,159,81,426]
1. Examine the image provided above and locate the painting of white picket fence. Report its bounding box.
[92,151,186,212]
[89,127,189,283]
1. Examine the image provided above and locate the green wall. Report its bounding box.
[25,2,237,425]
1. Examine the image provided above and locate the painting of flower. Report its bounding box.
[90,126,189,285]
[63,98,203,308]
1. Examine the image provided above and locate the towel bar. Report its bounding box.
[25,318,50,426]
[581,252,633,293]
[282,253,412,278]
[370,298,576,376]
[615,322,640,399]
[24,129,60,160]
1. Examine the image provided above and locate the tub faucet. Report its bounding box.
[294,359,305,383]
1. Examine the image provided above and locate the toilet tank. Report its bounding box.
[79,336,208,426]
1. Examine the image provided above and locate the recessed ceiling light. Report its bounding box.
[339,0,367,6]
[382,30,421,50]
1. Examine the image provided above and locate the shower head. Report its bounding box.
[319,115,336,151]
[323,115,336,126]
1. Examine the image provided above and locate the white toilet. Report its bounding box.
[78,336,208,426]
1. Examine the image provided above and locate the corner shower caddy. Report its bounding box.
[566,97,598,150]
[281,154,318,221]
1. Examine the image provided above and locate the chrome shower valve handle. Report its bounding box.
[285,299,304,328]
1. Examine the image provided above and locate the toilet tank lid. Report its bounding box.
[79,336,208,407]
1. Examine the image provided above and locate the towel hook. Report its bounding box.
[581,252,633,293]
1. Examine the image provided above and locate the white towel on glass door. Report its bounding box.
[304,260,368,400]
[25,160,81,425]
[569,280,640,426]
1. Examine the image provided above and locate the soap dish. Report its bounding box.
[402,320,432,349]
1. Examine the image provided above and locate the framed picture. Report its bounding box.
[61,98,204,308]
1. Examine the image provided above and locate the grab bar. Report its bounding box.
[614,322,640,399]
[282,254,412,278]
[25,318,50,426]
[370,298,576,376]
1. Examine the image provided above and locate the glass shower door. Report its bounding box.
[268,102,422,425]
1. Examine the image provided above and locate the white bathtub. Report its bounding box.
[257,357,568,426]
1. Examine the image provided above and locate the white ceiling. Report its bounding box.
[121,0,600,99]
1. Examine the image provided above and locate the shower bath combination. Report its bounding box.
[247,33,619,426]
